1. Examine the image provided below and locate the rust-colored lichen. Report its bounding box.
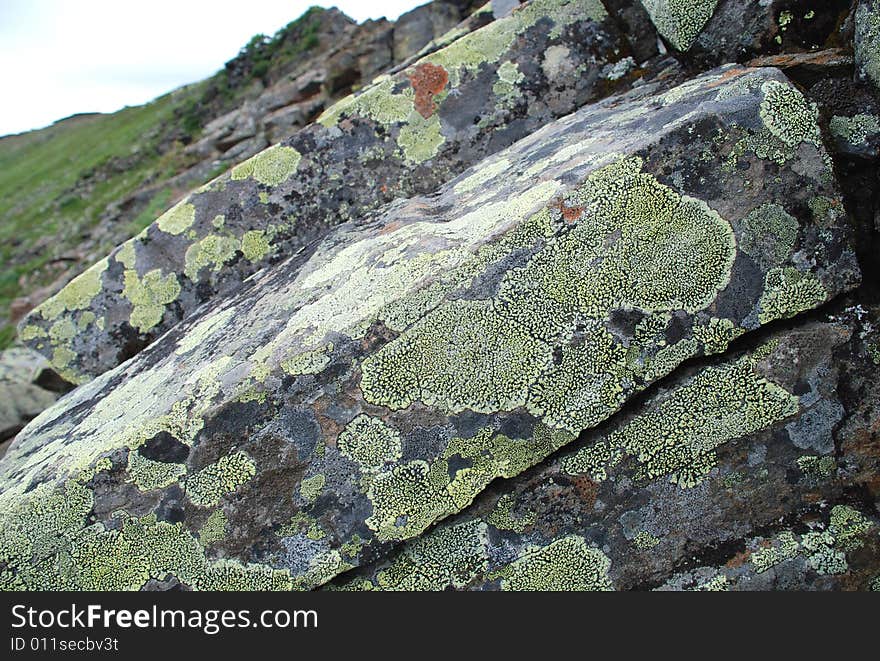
[408,62,449,119]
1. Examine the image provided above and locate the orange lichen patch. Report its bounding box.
[554,200,584,223]
[408,62,449,119]
[725,549,752,569]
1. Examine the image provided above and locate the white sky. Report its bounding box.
[0,0,424,136]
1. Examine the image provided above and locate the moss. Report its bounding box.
[35,258,108,321]
[0,481,290,591]
[122,268,182,332]
[156,201,196,236]
[495,535,613,591]
[230,144,302,186]
[757,267,826,325]
[184,451,257,508]
[198,509,227,545]
[184,234,240,281]
[371,520,489,590]
[299,474,325,503]
[127,450,187,491]
[337,414,403,471]
[640,0,719,51]
[240,229,272,261]
[562,351,799,488]
[739,204,799,269]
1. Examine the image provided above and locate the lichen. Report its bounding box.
[486,494,536,533]
[751,531,799,573]
[35,259,108,321]
[230,144,302,187]
[757,267,826,325]
[758,80,821,148]
[184,452,257,508]
[829,114,880,146]
[240,230,272,261]
[739,204,799,269]
[300,474,325,503]
[198,509,227,546]
[127,451,187,491]
[640,0,719,51]
[397,111,445,164]
[337,414,403,471]
[494,535,613,591]
[156,201,196,236]
[184,234,241,281]
[122,268,182,333]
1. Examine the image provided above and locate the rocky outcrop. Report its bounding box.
[20,0,657,383]
[1,0,878,592]
[0,62,865,590]
[0,348,59,448]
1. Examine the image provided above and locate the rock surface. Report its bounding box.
[20,0,657,384]
[1,0,878,591]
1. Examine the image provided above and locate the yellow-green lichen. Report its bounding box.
[198,509,227,546]
[751,531,799,573]
[337,414,403,471]
[633,531,661,550]
[829,114,880,146]
[36,259,108,321]
[184,234,240,281]
[122,268,182,333]
[300,474,325,503]
[127,451,187,491]
[184,451,257,508]
[495,535,613,591]
[757,267,826,325]
[397,111,445,164]
[562,351,799,488]
[486,494,536,533]
[758,80,821,148]
[280,342,333,376]
[240,230,272,261]
[371,520,489,591]
[230,145,302,187]
[156,201,196,236]
[796,455,836,481]
[0,480,290,591]
[640,0,719,51]
[739,204,799,269]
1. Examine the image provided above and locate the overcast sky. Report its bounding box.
[0,0,424,136]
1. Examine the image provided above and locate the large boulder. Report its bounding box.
[0,65,860,590]
[20,0,657,385]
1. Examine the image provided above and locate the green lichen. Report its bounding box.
[198,509,227,546]
[184,452,257,508]
[127,451,187,491]
[758,80,821,148]
[280,343,333,376]
[36,259,108,321]
[372,520,489,591]
[633,531,661,550]
[562,351,799,488]
[495,535,613,591]
[829,114,880,146]
[739,204,799,269]
[829,505,872,552]
[230,145,302,186]
[156,201,196,236]
[0,480,290,591]
[486,494,536,533]
[122,268,182,333]
[751,531,799,573]
[300,474,325,503]
[397,111,445,164]
[640,0,719,51]
[240,229,272,261]
[184,234,240,281]
[855,1,880,89]
[757,267,826,325]
[337,414,403,471]
[175,307,234,355]
[692,317,744,354]
[796,455,836,481]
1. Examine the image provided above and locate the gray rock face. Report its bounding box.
[0,348,58,444]
[0,65,862,590]
[856,0,880,90]
[20,0,656,384]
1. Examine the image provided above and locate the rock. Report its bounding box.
[393,2,467,62]
[0,348,58,442]
[334,314,880,590]
[0,65,861,590]
[856,0,880,91]
[20,0,658,384]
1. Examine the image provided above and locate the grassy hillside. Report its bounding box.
[0,7,331,349]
